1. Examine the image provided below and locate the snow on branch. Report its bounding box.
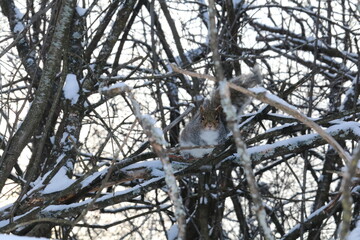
[0,176,166,233]
[281,202,338,240]
[249,122,360,164]
[218,80,274,240]
[63,74,80,104]
[99,82,133,97]
[207,0,274,239]
[100,82,186,240]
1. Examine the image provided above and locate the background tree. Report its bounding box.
[0,0,360,239]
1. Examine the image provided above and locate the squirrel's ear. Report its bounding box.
[200,105,205,113]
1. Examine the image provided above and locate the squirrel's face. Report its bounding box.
[200,105,222,130]
[200,113,219,130]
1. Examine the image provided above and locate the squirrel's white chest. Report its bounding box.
[200,129,219,145]
[179,129,220,159]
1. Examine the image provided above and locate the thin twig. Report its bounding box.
[125,90,186,240]
[227,83,350,163]
[207,0,274,239]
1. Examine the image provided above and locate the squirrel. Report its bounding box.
[179,65,262,159]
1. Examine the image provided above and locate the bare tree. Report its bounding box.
[0,0,360,239]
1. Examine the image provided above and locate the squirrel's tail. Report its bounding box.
[209,65,262,114]
[230,64,262,88]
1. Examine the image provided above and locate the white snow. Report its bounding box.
[198,0,209,27]
[72,32,81,39]
[13,22,25,33]
[166,63,174,73]
[307,36,326,48]
[76,6,87,16]
[100,82,132,93]
[194,95,204,102]
[124,160,164,177]
[107,82,127,90]
[283,204,328,238]
[42,167,75,194]
[232,0,242,7]
[95,176,164,202]
[0,208,39,228]
[250,87,297,111]
[167,224,179,240]
[266,112,296,119]
[263,123,297,133]
[200,196,208,204]
[140,114,168,146]
[63,74,79,104]
[340,77,357,111]
[89,64,95,71]
[60,132,69,144]
[347,221,360,240]
[249,121,360,162]
[44,198,92,213]
[80,171,105,189]
[307,204,327,219]
[14,8,24,19]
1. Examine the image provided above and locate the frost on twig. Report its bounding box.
[207,0,274,239]
[218,81,275,240]
[108,83,187,240]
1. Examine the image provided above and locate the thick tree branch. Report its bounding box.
[0,0,76,193]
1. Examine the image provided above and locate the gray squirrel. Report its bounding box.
[179,65,262,159]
